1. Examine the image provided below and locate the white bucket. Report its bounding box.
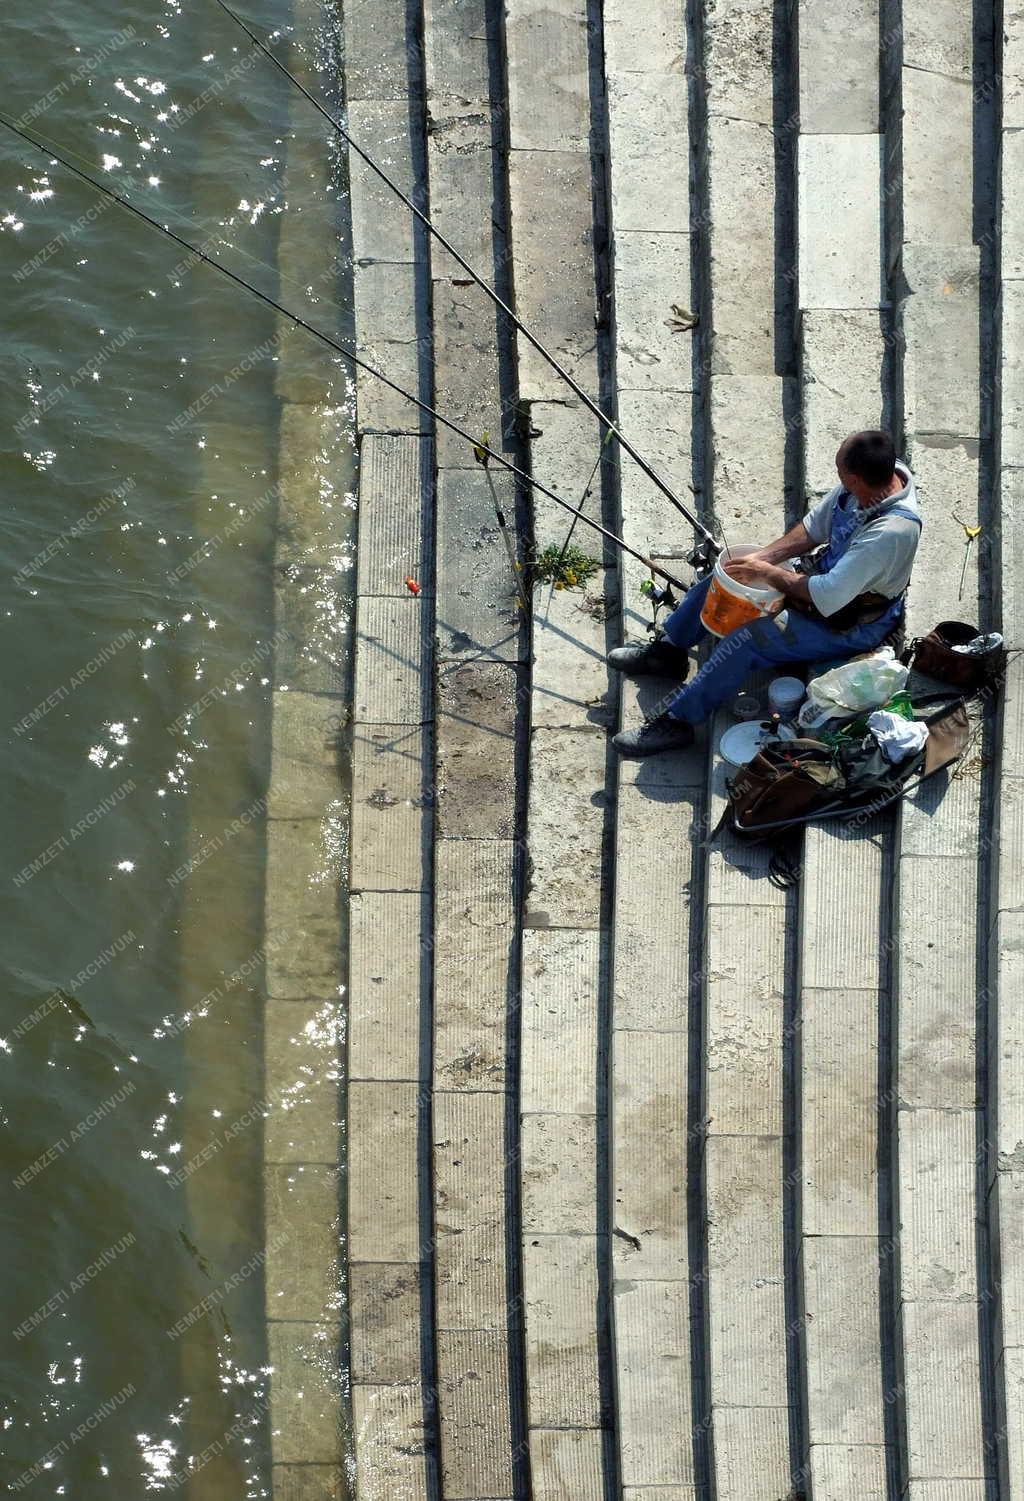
[700,543,783,638]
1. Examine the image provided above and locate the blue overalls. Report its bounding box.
[661,494,922,725]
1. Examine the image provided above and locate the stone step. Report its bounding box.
[423,0,526,1493]
[503,0,616,1494]
[602,0,709,1490]
[894,8,993,1484]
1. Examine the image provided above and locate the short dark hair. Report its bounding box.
[838,430,896,487]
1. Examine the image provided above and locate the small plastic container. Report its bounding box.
[732,692,762,721]
[768,676,805,720]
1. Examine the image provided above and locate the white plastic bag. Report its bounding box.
[797,648,909,728]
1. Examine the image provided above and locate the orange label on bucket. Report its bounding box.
[700,574,765,637]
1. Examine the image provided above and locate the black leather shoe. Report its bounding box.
[607,636,690,679]
[612,711,695,757]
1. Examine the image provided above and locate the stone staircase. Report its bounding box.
[336,0,1016,1496]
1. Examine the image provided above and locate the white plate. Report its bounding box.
[719,720,797,766]
[719,721,767,766]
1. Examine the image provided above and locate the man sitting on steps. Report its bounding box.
[610,429,922,756]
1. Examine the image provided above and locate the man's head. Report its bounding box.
[836,430,898,504]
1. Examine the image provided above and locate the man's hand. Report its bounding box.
[725,557,813,609]
[724,557,776,585]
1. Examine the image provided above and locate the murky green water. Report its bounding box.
[0,2,353,1494]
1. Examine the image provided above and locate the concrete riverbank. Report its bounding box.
[269,0,1022,1496]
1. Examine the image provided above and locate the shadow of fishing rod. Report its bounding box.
[0,112,689,593]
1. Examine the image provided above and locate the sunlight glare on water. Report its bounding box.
[0,0,355,1494]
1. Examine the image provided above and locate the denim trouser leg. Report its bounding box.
[665,607,897,725]
[661,575,713,650]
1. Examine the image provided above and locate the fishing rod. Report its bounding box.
[210,0,719,563]
[0,114,688,591]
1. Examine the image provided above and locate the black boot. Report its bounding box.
[607,633,690,679]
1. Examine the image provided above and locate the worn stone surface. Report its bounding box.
[524,727,608,928]
[525,398,609,549]
[802,1235,885,1444]
[903,435,981,626]
[614,231,697,392]
[505,0,591,153]
[435,468,524,662]
[348,1082,425,1263]
[522,1234,602,1427]
[612,782,700,1029]
[606,71,689,232]
[423,0,490,103]
[530,579,613,730]
[706,904,785,1136]
[801,816,887,989]
[798,134,882,308]
[353,596,431,723]
[348,99,420,263]
[520,928,601,1115]
[357,434,433,598]
[705,1134,788,1407]
[705,116,778,375]
[351,1384,431,1501]
[1005,130,1024,280]
[901,244,980,439]
[809,1444,889,1501]
[265,1164,341,1322]
[433,1090,510,1331]
[611,1029,688,1279]
[350,725,429,891]
[901,1299,986,1480]
[903,0,975,78]
[521,1112,598,1233]
[349,890,427,1082]
[897,855,980,1108]
[507,149,598,400]
[426,111,497,280]
[265,817,342,999]
[431,278,506,469]
[798,0,879,132]
[436,1328,518,1498]
[344,0,423,101]
[902,69,975,247]
[531,1427,607,1499]
[604,0,685,75]
[1001,280,1024,469]
[704,0,776,124]
[708,376,789,531]
[898,1107,979,1301]
[435,660,518,837]
[355,332,431,433]
[613,1278,695,1488]
[349,1262,425,1383]
[713,1406,791,1501]
[996,914,1024,1172]
[267,1321,344,1465]
[264,1001,342,1164]
[801,987,880,1236]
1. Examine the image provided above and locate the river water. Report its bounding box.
[0,1,353,1494]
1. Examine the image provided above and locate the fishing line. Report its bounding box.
[0,114,687,590]
[209,0,718,553]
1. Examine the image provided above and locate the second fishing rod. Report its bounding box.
[210,0,721,570]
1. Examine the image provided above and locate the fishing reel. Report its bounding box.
[687,535,722,577]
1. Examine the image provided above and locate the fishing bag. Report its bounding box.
[726,738,844,833]
[902,620,1006,691]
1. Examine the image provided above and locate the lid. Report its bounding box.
[719,721,767,766]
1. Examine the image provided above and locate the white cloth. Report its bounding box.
[867,709,928,764]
